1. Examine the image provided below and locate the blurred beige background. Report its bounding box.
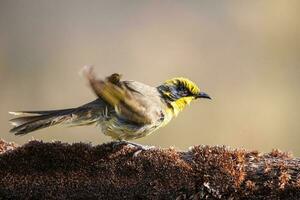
[0,1,299,155]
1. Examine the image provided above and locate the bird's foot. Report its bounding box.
[114,140,155,157]
[112,140,127,148]
[125,141,155,150]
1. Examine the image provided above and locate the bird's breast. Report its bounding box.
[98,116,164,140]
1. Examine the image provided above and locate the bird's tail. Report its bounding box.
[9,105,99,135]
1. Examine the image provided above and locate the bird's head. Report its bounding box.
[158,77,211,116]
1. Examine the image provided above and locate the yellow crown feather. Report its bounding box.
[164,77,200,95]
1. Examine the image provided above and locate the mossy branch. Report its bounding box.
[0,139,300,199]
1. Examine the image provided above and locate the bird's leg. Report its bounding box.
[112,140,127,148]
[123,141,155,151]
[125,141,155,157]
[113,140,155,157]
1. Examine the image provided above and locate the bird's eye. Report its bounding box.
[177,83,184,90]
[177,84,190,97]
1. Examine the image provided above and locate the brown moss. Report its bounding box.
[279,171,291,189]
[0,139,300,199]
[245,180,256,191]
[0,139,17,154]
[269,149,292,159]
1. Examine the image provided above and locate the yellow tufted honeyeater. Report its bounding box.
[9,67,211,143]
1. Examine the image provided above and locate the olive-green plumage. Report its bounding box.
[9,67,211,140]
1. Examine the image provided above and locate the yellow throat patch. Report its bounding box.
[169,96,194,116]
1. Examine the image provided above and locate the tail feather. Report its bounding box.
[9,108,76,135]
[10,115,60,135]
[9,109,75,116]
[9,115,47,126]
[9,99,106,135]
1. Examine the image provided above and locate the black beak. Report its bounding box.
[197,92,211,100]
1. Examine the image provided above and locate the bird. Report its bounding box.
[9,67,211,146]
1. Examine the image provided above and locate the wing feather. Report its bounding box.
[84,67,154,125]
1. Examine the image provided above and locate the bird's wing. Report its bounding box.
[84,67,161,125]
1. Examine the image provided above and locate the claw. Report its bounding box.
[133,146,155,157]
[113,140,155,157]
[125,141,153,150]
[112,140,127,148]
